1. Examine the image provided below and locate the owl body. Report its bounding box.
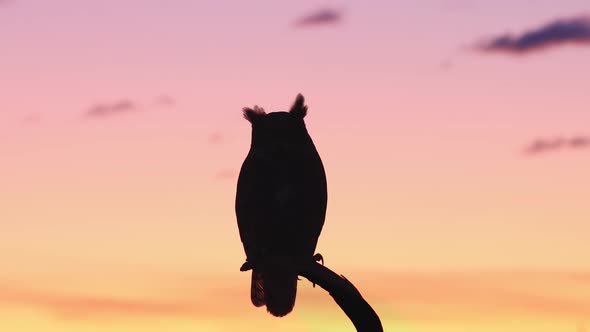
[235,95,327,317]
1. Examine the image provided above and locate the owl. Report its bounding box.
[235,94,327,317]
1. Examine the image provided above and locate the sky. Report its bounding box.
[1,0,590,331]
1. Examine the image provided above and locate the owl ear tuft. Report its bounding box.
[289,94,307,119]
[243,106,266,124]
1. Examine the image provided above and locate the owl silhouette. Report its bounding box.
[235,94,327,317]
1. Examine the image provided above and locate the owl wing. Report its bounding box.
[235,151,269,260]
[290,151,327,257]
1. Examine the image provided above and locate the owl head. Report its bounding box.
[242,94,312,152]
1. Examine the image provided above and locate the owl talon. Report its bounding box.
[240,261,252,272]
[311,253,324,288]
[313,253,324,265]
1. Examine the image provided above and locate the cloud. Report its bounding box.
[86,100,137,118]
[0,286,200,319]
[21,113,41,125]
[2,269,590,322]
[207,132,237,144]
[154,95,175,107]
[439,58,454,70]
[477,15,590,54]
[84,95,174,118]
[524,135,590,155]
[570,135,590,148]
[207,132,224,144]
[215,169,238,180]
[294,8,342,27]
[0,281,252,320]
[340,270,590,322]
[524,137,565,155]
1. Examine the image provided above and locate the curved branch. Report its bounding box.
[240,259,383,331]
[299,262,383,332]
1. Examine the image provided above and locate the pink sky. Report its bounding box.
[1,1,590,331]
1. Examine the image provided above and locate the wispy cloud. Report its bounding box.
[85,95,175,119]
[0,281,250,320]
[1,269,590,322]
[86,100,137,118]
[524,137,565,155]
[215,169,238,180]
[207,131,237,144]
[345,270,590,322]
[477,15,590,54]
[21,113,41,125]
[570,135,590,148]
[207,132,224,144]
[293,8,343,27]
[524,135,590,155]
[439,58,454,70]
[154,95,175,107]
[0,286,199,319]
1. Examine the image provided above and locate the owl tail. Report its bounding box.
[264,268,298,317]
[251,268,297,317]
[250,270,266,307]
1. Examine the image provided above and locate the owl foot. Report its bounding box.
[311,253,324,288]
[313,253,324,265]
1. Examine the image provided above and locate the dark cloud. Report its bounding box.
[570,136,590,148]
[477,16,590,54]
[524,135,590,155]
[524,137,565,155]
[294,8,342,27]
[86,100,137,118]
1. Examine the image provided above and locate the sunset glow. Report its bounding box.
[1,1,590,331]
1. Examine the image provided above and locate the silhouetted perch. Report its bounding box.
[300,262,383,332]
[241,259,383,332]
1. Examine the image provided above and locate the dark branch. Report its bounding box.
[299,262,383,332]
[241,259,383,331]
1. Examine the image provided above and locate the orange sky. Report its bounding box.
[1,1,590,331]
